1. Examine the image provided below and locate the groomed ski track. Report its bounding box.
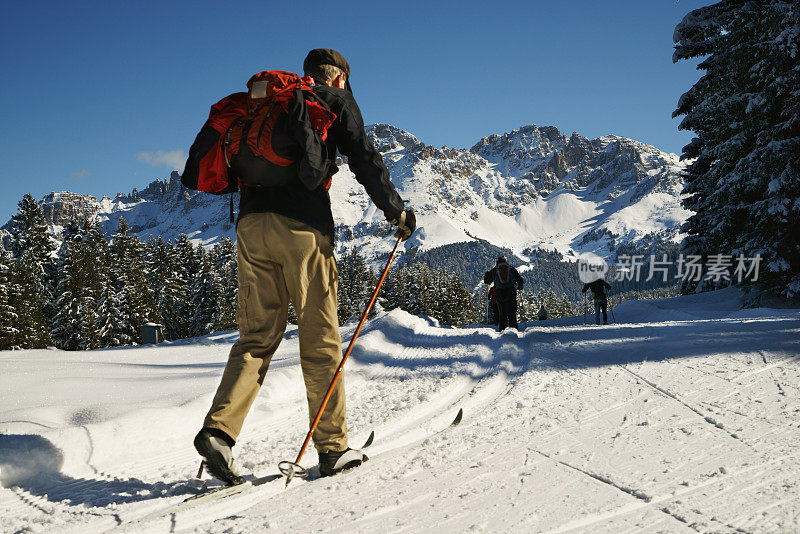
[1,288,799,533]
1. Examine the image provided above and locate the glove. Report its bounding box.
[390,209,416,240]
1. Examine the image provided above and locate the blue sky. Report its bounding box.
[0,0,710,222]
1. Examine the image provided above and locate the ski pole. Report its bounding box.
[279,235,403,486]
[583,297,588,325]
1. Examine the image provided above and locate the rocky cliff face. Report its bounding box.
[40,192,103,227]
[5,123,688,263]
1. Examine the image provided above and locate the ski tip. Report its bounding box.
[451,408,463,426]
[362,431,375,448]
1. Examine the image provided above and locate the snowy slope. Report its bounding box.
[3,124,688,263]
[2,289,799,533]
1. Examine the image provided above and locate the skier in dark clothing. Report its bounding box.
[484,256,524,331]
[582,279,612,325]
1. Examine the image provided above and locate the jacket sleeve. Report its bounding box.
[484,269,495,284]
[603,280,612,290]
[513,268,524,290]
[329,91,405,221]
[582,283,589,293]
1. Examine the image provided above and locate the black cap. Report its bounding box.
[303,48,352,93]
[496,255,506,264]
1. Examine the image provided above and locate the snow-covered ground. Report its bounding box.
[1,288,799,533]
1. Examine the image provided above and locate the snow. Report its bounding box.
[2,290,799,532]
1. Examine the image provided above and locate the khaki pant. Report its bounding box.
[203,212,347,452]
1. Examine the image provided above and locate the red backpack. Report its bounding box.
[182,71,337,197]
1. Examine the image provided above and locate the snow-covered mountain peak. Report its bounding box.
[365,123,420,153]
[470,124,570,176]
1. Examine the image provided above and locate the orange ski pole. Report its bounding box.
[279,235,403,485]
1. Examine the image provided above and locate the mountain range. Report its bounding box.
[2,123,689,267]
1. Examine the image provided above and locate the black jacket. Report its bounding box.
[484,263,524,292]
[238,85,405,241]
[582,279,612,301]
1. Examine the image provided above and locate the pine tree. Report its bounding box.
[560,294,573,318]
[7,194,55,348]
[517,290,530,322]
[336,247,377,323]
[445,274,477,326]
[545,289,559,319]
[211,238,237,330]
[160,234,200,339]
[160,237,188,339]
[287,301,298,325]
[109,217,157,344]
[190,253,223,337]
[673,1,800,295]
[91,223,122,348]
[416,263,437,318]
[96,274,123,347]
[144,235,171,322]
[52,219,104,350]
[380,264,405,312]
[528,289,542,320]
[0,245,20,349]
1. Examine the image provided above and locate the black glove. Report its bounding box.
[390,209,416,240]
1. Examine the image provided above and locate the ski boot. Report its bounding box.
[318,448,369,477]
[194,428,246,486]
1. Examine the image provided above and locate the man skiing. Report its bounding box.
[483,256,524,331]
[582,278,612,325]
[193,49,415,485]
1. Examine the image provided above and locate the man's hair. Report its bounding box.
[304,64,344,85]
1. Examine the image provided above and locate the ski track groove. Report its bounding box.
[554,343,755,447]
[616,364,750,446]
[541,449,800,534]
[759,350,788,399]
[2,486,116,532]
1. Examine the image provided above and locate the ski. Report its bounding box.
[127,430,376,527]
[451,407,463,426]
[124,410,460,530]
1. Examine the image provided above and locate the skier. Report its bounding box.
[487,286,499,325]
[537,304,548,321]
[582,278,612,325]
[193,49,416,485]
[483,256,524,331]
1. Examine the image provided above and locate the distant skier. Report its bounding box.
[484,256,524,331]
[537,305,548,321]
[487,286,499,325]
[582,278,612,325]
